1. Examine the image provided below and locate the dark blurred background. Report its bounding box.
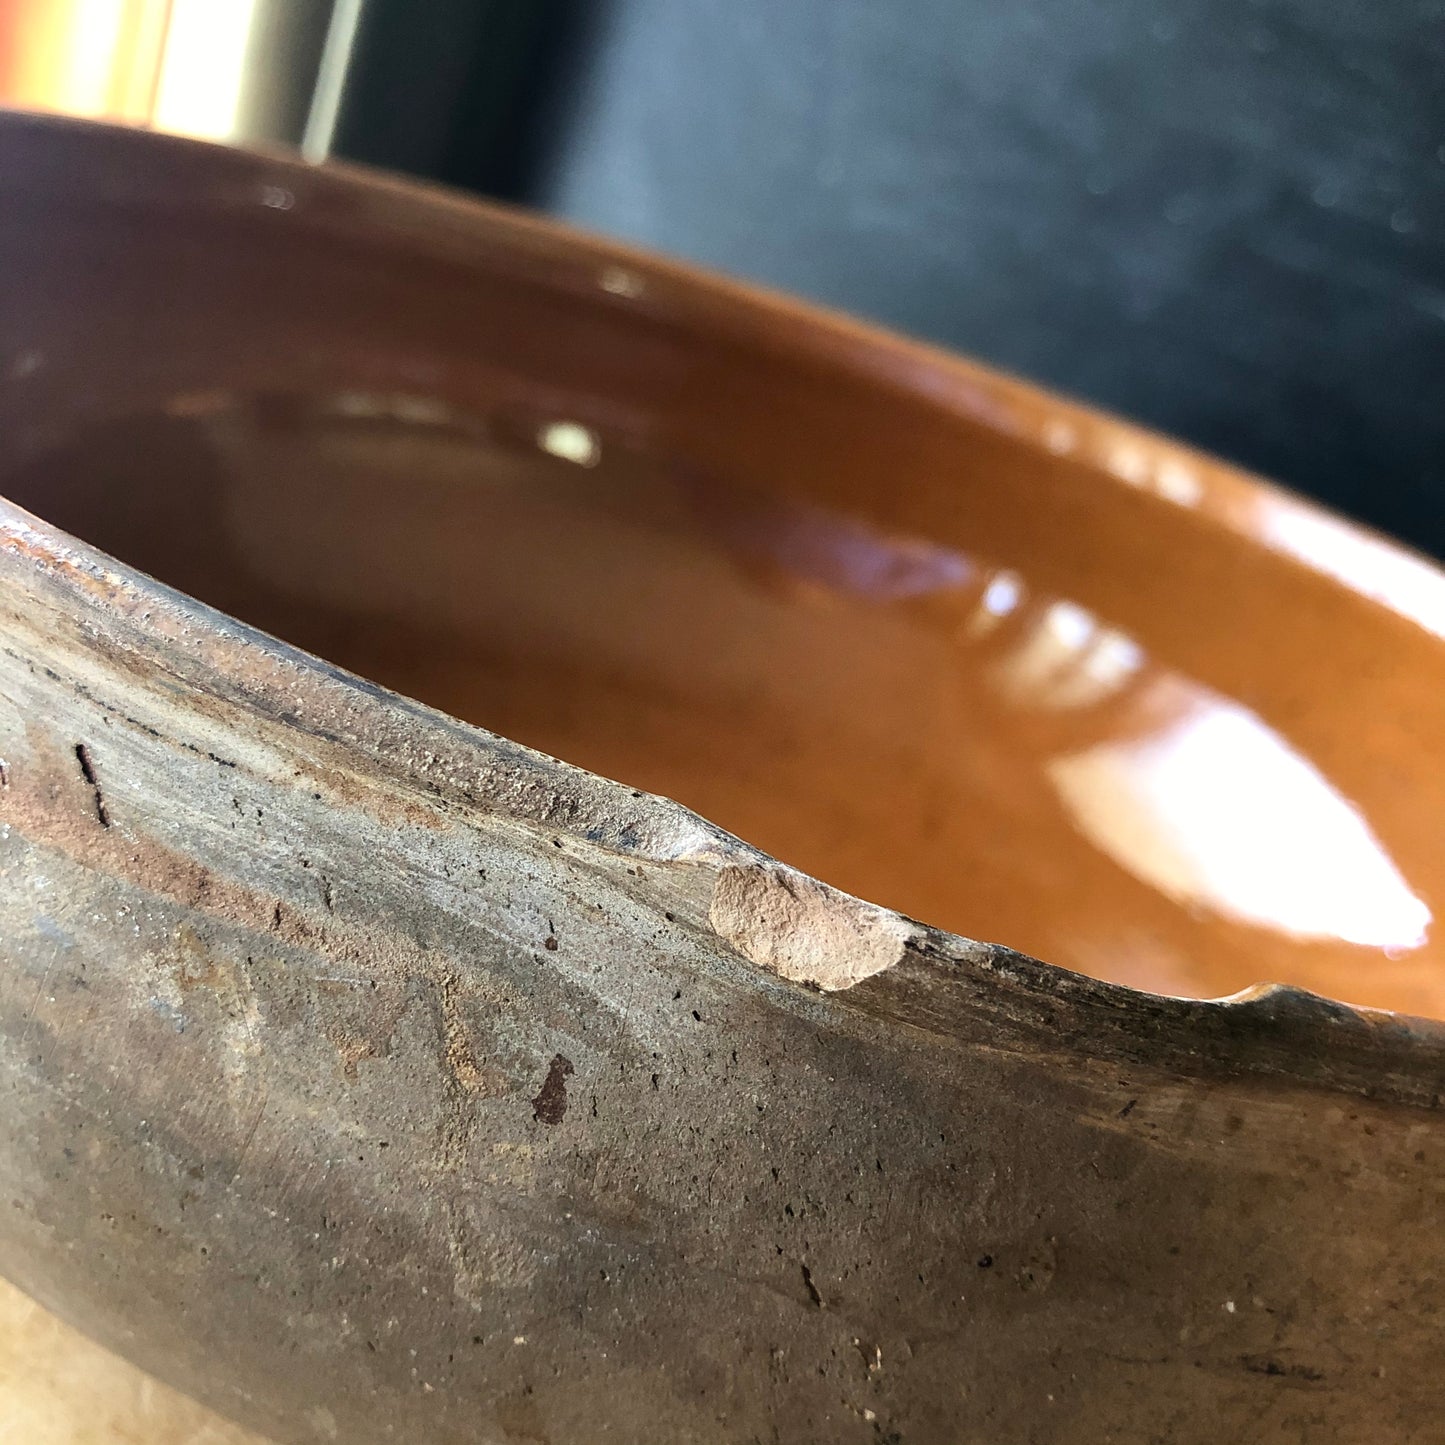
[4,0,1443,552]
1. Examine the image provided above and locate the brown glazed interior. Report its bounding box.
[3,114,1444,1017]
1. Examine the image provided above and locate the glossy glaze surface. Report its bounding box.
[2,115,1441,1018]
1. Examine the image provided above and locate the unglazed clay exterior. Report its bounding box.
[1,114,1443,1443]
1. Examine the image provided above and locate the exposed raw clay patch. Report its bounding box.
[708,862,912,990]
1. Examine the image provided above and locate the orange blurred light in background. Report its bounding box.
[0,0,172,124]
[0,0,282,144]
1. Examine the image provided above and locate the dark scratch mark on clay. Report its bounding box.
[73,743,110,827]
[1241,1355,1326,1382]
[800,1263,824,1308]
[532,1054,574,1125]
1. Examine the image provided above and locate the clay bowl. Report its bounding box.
[1,113,1443,1444]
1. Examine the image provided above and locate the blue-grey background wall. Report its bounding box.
[335,0,1445,554]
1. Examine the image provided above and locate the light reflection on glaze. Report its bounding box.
[1050,685,1430,952]
[718,502,975,600]
[1259,501,1445,643]
[537,420,602,468]
[703,484,1431,965]
[982,575,1430,955]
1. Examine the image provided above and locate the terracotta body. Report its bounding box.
[0,114,1443,1442]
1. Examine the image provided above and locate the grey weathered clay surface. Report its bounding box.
[2,115,1445,1444]
[4,505,1444,1444]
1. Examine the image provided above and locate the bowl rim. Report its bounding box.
[2,108,1444,1097]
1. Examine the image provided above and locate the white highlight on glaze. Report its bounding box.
[1043,599,1095,652]
[537,420,601,468]
[996,600,1096,700]
[709,863,911,990]
[599,266,645,298]
[1087,629,1146,689]
[748,502,973,599]
[328,392,455,428]
[982,571,1023,618]
[1042,418,1078,455]
[1154,459,1203,507]
[990,599,1143,711]
[1261,502,1445,645]
[1049,694,1431,949]
[1104,443,1203,508]
[1107,444,1151,486]
[965,569,1024,638]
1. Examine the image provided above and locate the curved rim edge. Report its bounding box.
[0,113,1443,1102]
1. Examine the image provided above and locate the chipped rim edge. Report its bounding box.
[7,493,1445,1110]
[0,114,1443,1091]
